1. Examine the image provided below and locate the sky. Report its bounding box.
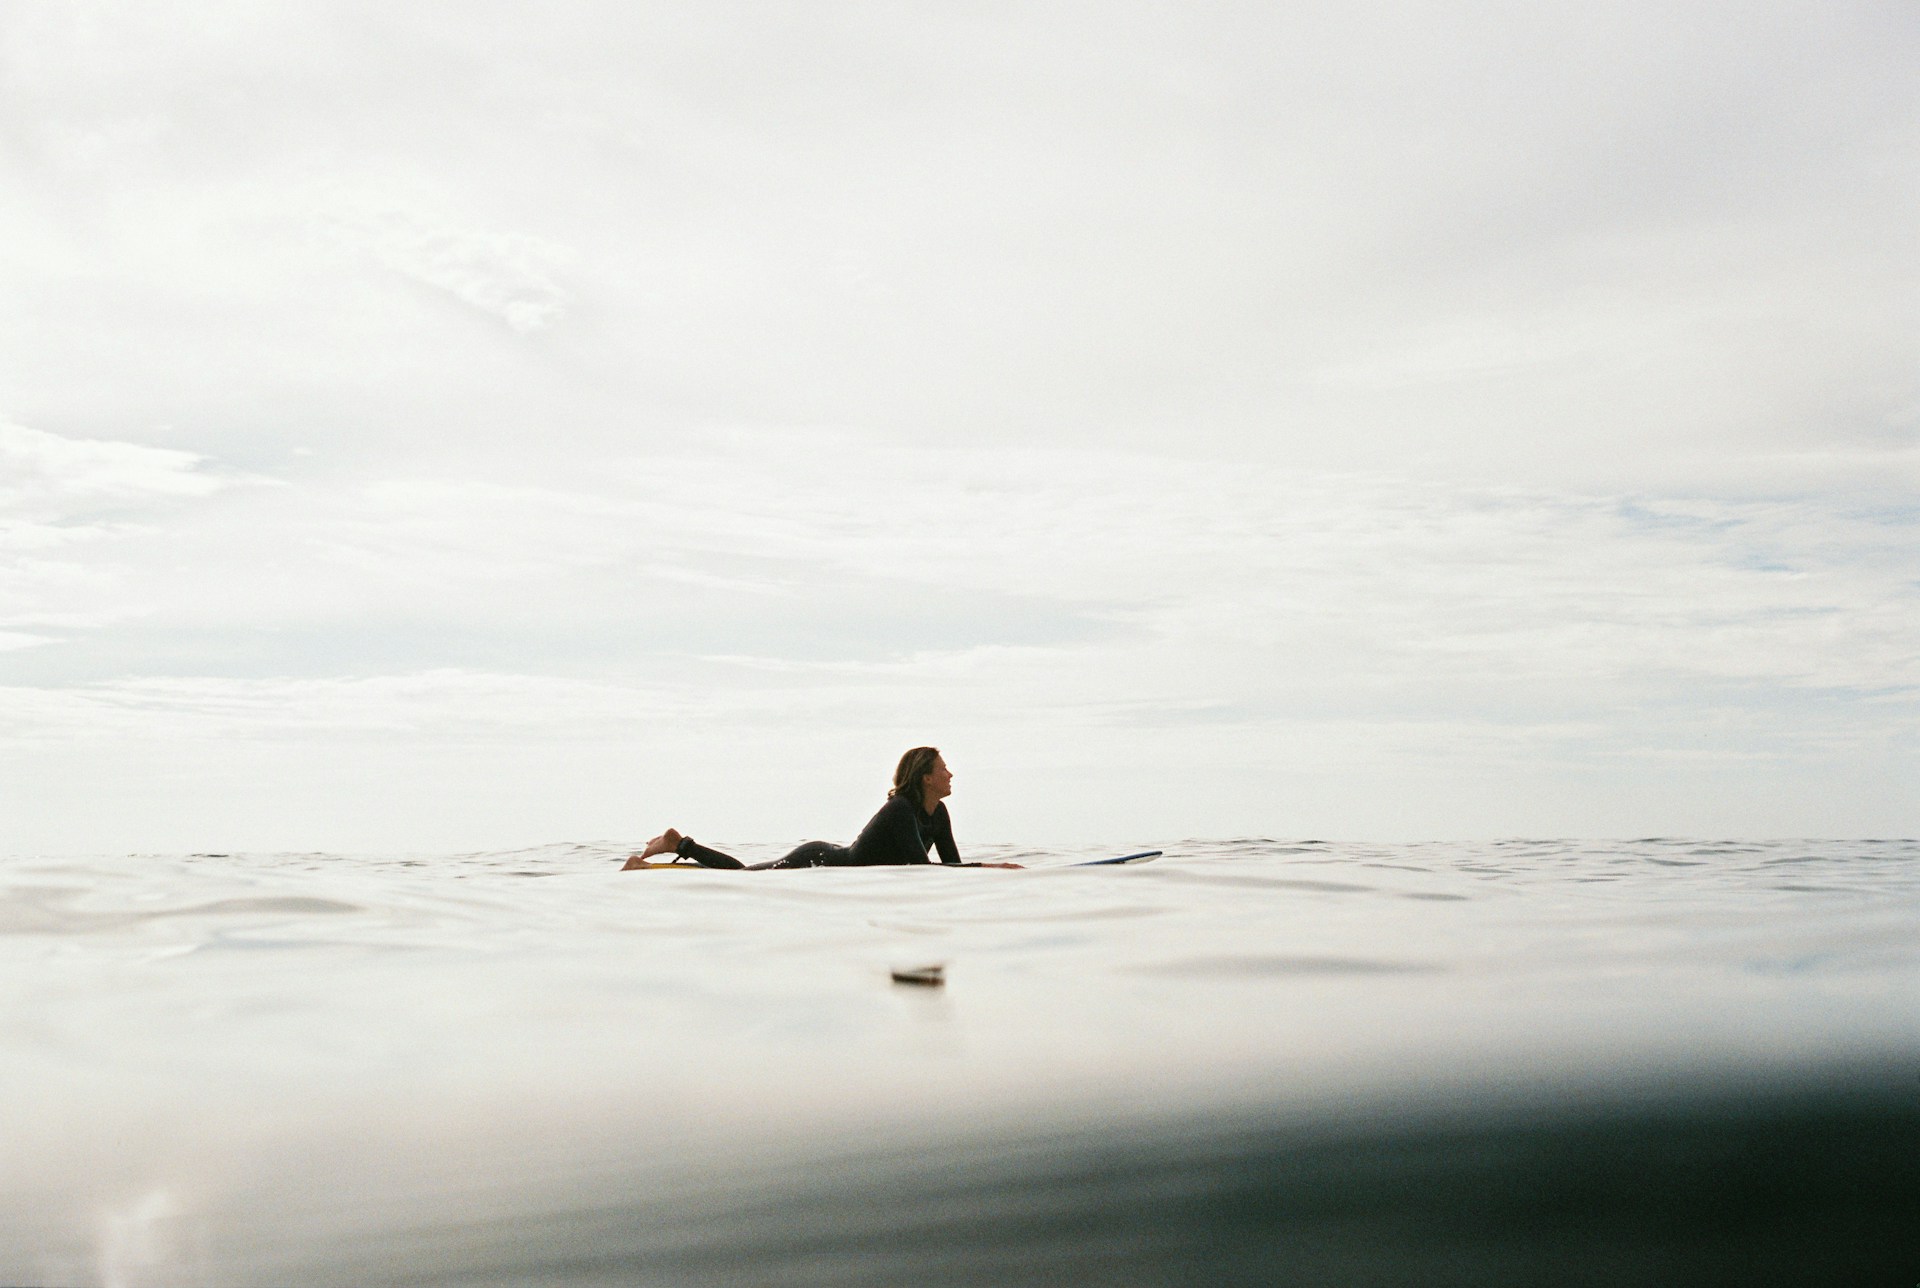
[1,1,1915,851]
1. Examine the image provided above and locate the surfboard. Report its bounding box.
[624,852,1164,870]
[1071,850,1163,866]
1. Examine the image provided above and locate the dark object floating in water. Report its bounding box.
[890,964,945,987]
[1071,850,1163,866]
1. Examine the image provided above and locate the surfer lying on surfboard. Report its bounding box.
[622,747,1024,871]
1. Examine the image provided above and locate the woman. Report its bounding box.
[622,747,1021,870]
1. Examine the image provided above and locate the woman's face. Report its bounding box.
[923,755,953,804]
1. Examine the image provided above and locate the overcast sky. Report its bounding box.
[2,1,1914,852]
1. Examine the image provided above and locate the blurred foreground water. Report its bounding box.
[2,839,1916,1286]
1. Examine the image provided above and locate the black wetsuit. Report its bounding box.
[674,794,962,869]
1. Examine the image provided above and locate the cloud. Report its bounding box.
[0,420,223,517]
[320,197,575,334]
[0,421,239,637]
[2,2,1911,477]
[5,431,1913,759]
[0,4,1913,841]
[0,669,687,742]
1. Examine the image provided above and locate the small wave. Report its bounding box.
[1152,871,1377,894]
[1144,954,1439,977]
[174,896,363,916]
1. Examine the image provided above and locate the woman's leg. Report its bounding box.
[673,836,746,869]
[751,841,852,870]
[626,833,849,871]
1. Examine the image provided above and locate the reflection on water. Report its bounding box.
[169,1066,1914,1288]
[1,839,1916,1285]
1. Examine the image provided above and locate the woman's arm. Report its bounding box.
[931,805,1022,868]
[931,804,962,865]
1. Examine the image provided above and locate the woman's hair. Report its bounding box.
[888,746,942,810]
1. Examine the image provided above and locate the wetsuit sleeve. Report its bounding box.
[931,804,961,865]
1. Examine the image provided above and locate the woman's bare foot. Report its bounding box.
[622,829,684,868]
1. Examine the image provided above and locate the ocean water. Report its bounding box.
[2,838,1915,1286]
